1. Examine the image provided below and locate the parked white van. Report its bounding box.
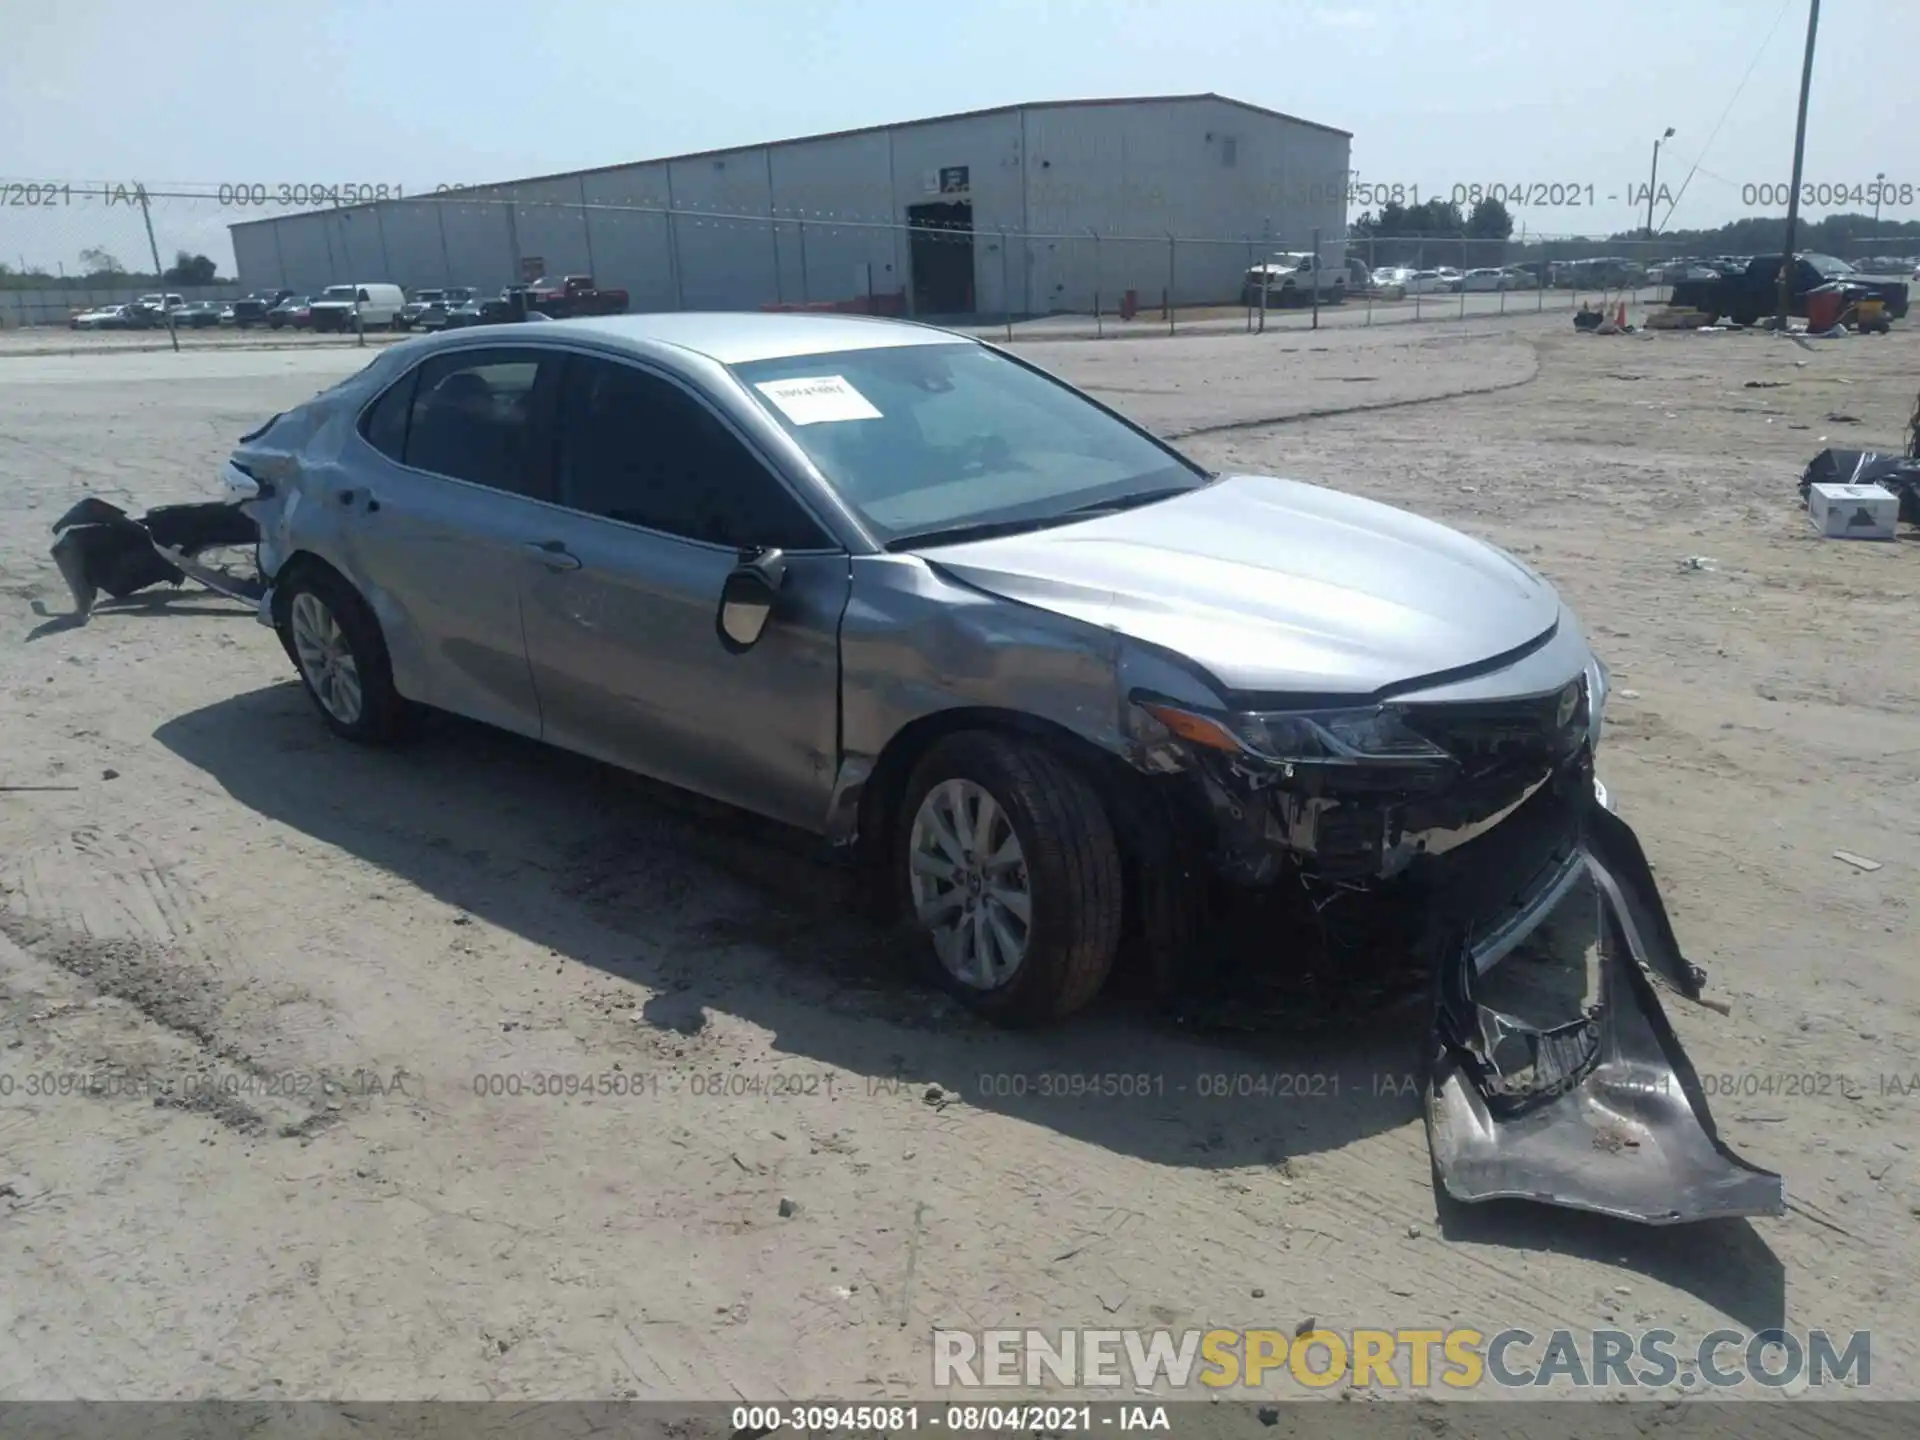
[307,283,407,332]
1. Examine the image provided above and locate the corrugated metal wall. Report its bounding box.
[230,99,1349,317]
[1022,97,1350,312]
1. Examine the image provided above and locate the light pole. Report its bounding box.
[1873,170,1886,227]
[1644,127,1674,241]
[1774,0,1820,329]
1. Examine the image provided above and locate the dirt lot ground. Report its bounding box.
[0,311,1915,1410]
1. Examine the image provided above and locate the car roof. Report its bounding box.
[536,312,969,365]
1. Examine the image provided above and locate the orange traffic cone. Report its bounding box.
[1615,299,1627,328]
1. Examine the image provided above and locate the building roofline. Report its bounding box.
[228,92,1348,228]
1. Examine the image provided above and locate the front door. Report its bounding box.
[517,352,848,833]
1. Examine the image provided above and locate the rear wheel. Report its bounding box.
[899,733,1122,1026]
[276,566,412,744]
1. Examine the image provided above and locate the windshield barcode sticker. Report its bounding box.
[754,375,882,425]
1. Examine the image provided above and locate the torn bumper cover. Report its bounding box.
[50,496,263,618]
[1426,799,1785,1225]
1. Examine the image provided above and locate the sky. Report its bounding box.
[3,0,1914,275]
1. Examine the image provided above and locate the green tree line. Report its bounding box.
[0,249,224,288]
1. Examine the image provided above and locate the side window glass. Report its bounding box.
[402,348,547,497]
[359,366,418,461]
[555,357,825,550]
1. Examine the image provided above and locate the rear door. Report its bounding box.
[338,344,561,737]
[517,351,849,832]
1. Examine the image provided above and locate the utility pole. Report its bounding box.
[1644,127,1674,241]
[1775,0,1820,329]
[134,184,179,353]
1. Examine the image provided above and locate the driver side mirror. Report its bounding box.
[717,547,787,653]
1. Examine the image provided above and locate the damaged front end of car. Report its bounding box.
[1127,667,1785,1226]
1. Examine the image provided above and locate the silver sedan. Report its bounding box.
[228,312,1777,1223]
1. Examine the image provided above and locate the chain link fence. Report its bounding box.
[4,183,1916,344]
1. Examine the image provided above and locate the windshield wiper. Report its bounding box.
[887,482,1209,552]
[885,514,1085,551]
[1060,483,1203,518]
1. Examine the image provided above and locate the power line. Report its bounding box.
[1657,0,1795,230]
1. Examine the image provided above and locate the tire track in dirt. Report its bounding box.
[0,828,346,1138]
[1168,337,1542,440]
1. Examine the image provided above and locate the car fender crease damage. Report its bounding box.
[1426,796,1785,1225]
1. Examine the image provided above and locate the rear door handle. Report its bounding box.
[525,540,581,571]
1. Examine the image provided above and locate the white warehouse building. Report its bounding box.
[229,93,1351,319]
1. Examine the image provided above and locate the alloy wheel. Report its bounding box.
[907,778,1033,990]
[289,591,364,726]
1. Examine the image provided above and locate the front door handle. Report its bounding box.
[525,540,581,571]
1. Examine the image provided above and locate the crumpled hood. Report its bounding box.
[916,474,1561,698]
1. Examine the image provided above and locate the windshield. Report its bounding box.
[730,342,1204,545]
[1802,253,1854,278]
[413,290,444,303]
[321,286,355,300]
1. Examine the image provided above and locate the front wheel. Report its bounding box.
[899,733,1122,1026]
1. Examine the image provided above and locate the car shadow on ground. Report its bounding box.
[154,682,1782,1327]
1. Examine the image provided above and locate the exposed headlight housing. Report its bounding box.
[1584,655,1610,753]
[1239,707,1451,764]
[1135,698,1450,768]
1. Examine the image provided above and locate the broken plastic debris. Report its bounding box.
[1832,851,1883,873]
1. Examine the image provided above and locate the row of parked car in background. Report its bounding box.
[66,276,631,333]
[1365,264,1545,298]
[62,255,1917,333]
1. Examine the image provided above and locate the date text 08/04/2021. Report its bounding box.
[1353,181,1917,210]
[730,1404,1169,1433]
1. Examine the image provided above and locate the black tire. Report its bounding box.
[898,732,1123,1026]
[273,564,413,745]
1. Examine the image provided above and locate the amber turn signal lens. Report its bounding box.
[1138,702,1244,754]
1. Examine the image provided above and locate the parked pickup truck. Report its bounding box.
[1669,252,1910,326]
[1240,253,1346,307]
[523,274,628,319]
